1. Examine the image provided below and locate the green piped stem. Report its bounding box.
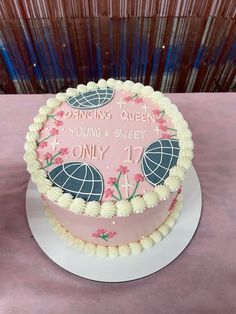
[127,181,140,201]
[113,172,122,200]
[49,152,61,164]
[37,135,52,145]
[99,234,108,241]
[47,114,57,120]
[41,164,50,170]
[112,194,120,201]
[41,151,62,170]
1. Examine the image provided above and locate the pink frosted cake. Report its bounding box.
[24,79,193,257]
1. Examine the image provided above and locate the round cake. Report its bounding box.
[24,79,194,257]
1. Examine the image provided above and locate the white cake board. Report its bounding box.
[26,165,202,282]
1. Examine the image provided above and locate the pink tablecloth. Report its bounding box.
[0,93,236,314]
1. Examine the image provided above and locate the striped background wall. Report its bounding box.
[0,0,235,94]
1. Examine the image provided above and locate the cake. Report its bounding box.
[24,79,194,257]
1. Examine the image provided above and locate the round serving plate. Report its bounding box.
[26,165,202,282]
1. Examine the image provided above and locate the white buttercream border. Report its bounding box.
[24,79,193,217]
[44,193,183,257]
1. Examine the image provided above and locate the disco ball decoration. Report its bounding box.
[48,162,104,201]
[67,88,114,110]
[141,139,180,186]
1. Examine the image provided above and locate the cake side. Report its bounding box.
[42,188,181,246]
[44,192,183,257]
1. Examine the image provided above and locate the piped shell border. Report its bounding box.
[44,193,183,257]
[24,78,193,218]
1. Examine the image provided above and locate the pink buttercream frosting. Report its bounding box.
[43,192,177,246]
[37,89,176,202]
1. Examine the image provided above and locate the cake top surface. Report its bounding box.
[24,79,193,217]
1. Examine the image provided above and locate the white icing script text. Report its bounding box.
[72,145,110,160]
[114,129,146,140]
[64,109,112,120]
[120,111,155,123]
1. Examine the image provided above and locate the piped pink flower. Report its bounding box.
[157,117,166,124]
[54,120,63,127]
[104,188,114,198]
[107,177,117,185]
[92,232,100,238]
[56,111,65,117]
[59,147,68,156]
[54,157,63,165]
[161,133,171,139]
[134,174,144,182]
[152,109,161,116]
[134,97,143,103]
[108,231,116,239]
[44,152,52,160]
[124,96,132,102]
[38,141,48,148]
[159,124,168,132]
[96,229,106,236]
[50,128,59,136]
[117,165,129,174]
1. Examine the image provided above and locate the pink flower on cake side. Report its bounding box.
[97,229,106,234]
[38,141,48,149]
[92,229,117,241]
[91,232,100,238]
[117,165,129,175]
[54,157,63,165]
[168,187,182,211]
[108,231,117,238]
[104,188,114,198]
[54,120,63,127]
[44,152,52,160]
[107,177,117,185]
[50,128,59,136]
[59,147,68,156]
[56,111,65,117]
